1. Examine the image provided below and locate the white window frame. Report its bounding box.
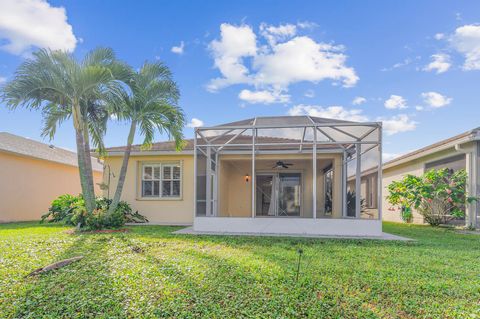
[140,162,182,199]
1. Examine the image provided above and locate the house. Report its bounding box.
[103,116,383,237]
[354,127,480,228]
[0,132,103,222]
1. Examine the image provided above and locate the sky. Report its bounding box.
[0,0,480,160]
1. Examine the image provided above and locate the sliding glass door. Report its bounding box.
[256,172,301,217]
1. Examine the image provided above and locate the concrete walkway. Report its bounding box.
[173,227,412,241]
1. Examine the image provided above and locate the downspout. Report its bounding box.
[455,142,478,228]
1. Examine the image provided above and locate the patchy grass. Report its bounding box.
[0,222,479,318]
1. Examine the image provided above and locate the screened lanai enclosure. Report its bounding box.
[194,116,383,236]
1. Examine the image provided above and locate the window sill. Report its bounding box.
[136,197,183,201]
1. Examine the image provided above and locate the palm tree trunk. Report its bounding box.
[74,127,95,214]
[108,121,136,214]
[72,103,95,215]
[82,123,96,199]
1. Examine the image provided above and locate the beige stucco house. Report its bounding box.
[103,116,383,237]
[355,127,480,228]
[0,132,103,222]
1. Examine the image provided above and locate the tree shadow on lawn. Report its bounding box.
[13,233,131,318]
[166,229,480,318]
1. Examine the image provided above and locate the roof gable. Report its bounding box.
[0,132,103,171]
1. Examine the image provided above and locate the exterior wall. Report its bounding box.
[217,153,343,218]
[0,152,102,222]
[103,154,194,225]
[347,172,379,219]
[382,144,475,224]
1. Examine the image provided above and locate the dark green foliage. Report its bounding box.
[41,194,148,230]
[345,190,366,217]
[387,168,477,225]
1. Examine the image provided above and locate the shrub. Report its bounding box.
[42,195,148,230]
[387,168,476,225]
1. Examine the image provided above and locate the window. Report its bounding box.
[425,154,466,172]
[324,166,333,215]
[142,163,181,198]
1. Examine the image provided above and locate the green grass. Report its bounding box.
[0,222,479,318]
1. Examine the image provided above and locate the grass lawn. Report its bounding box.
[0,222,479,318]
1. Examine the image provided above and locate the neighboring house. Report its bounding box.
[0,132,103,222]
[355,127,480,228]
[103,116,383,237]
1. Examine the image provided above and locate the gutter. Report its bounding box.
[383,130,480,170]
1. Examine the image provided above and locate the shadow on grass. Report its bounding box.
[13,233,128,318]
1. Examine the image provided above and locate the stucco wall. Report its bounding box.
[103,154,194,225]
[217,153,343,218]
[0,152,102,222]
[382,145,472,224]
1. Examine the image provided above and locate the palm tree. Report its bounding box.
[107,61,185,214]
[1,48,130,214]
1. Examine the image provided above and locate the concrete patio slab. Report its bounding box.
[173,227,412,241]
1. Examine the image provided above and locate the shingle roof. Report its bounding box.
[206,115,357,129]
[0,132,103,172]
[384,127,480,167]
[105,115,373,154]
[105,135,340,153]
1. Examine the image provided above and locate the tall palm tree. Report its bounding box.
[1,48,130,214]
[107,61,185,214]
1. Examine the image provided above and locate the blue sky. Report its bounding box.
[1,0,480,159]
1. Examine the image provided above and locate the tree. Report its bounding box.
[386,168,476,225]
[1,48,130,215]
[106,61,185,214]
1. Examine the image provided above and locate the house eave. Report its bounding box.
[383,131,480,170]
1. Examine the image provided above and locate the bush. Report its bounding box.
[41,195,148,230]
[387,168,476,226]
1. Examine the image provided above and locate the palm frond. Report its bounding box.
[40,103,72,140]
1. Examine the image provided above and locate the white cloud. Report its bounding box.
[288,104,417,136]
[288,104,368,122]
[304,89,315,98]
[421,91,452,108]
[171,41,185,54]
[0,76,6,84]
[0,0,77,55]
[238,89,290,104]
[297,21,318,29]
[380,114,417,135]
[207,23,358,100]
[434,33,445,40]
[352,96,366,105]
[187,118,204,128]
[415,105,424,111]
[207,23,257,92]
[381,56,420,71]
[450,24,480,70]
[423,53,451,74]
[259,23,297,46]
[253,36,358,88]
[384,95,407,109]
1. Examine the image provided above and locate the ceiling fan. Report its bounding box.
[273,161,293,169]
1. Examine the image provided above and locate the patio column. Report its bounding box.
[251,128,256,218]
[193,131,197,218]
[342,150,347,217]
[355,144,361,218]
[206,146,212,216]
[313,126,317,219]
[465,148,478,228]
[377,126,383,221]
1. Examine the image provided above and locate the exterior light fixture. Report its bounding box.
[245,174,250,182]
